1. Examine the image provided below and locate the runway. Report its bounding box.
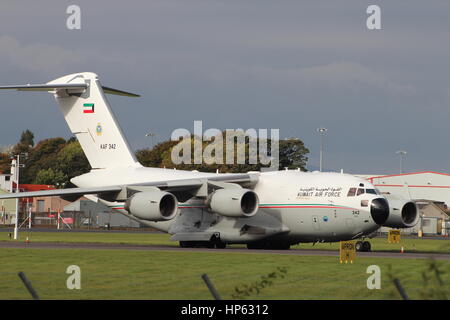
[1,241,450,260]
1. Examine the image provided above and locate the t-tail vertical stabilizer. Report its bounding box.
[0,72,142,170]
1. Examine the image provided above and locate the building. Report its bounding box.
[0,173,13,193]
[0,189,17,225]
[356,171,450,235]
[363,171,450,205]
[63,199,141,228]
[20,184,70,214]
[0,181,141,228]
[0,183,70,227]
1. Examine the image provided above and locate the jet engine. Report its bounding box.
[208,188,259,218]
[124,191,178,221]
[383,198,419,228]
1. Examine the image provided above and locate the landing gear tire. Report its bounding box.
[179,241,190,248]
[356,241,371,252]
[215,242,226,249]
[247,243,264,250]
[362,241,371,252]
[247,242,290,250]
[211,233,226,249]
[179,241,212,248]
[355,241,363,252]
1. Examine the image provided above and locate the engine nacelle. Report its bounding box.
[208,188,259,218]
[124,191,178,221]
[383,199,419,228]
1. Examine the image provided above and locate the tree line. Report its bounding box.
[0,130,309,187]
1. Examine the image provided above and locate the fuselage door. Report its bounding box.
[312,215,320,230]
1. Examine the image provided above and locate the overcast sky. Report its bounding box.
[1,1,450,174]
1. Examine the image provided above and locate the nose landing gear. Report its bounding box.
[355,240,371,252]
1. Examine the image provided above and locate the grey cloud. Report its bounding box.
[0,1,449,175]
[196,61,415,101]
[0,35,85,75]
[299,62,416,96]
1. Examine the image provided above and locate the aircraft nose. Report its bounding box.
[370,198,389,225]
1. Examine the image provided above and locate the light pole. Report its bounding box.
[11,153,27,240]
[145,131,156,148]
[13,157,19,240]
[56,182,66,230]
[317,128,327,172]
[396,150,407,174]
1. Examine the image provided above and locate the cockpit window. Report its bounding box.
[366,189,377,194]
[347,188,356,196]
[357,188,364,196]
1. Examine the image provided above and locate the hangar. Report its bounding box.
[63,199,141,228]
[357,171,450,235]
[0,174,139,229]
[366,171,450,204]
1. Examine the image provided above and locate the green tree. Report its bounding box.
[20,137,67,184]
[278,138,309,171]
[20,130,35,147]
[0,152,12,174]
[5,132,90,186]
[136,140,179,168]
[136,133,309,173]
[56,140,91,179]
[11,129,35,156]
[34,168,68,185]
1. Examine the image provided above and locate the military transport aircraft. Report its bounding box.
[0,72,419,251]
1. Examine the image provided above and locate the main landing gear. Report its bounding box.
[179,233,227,249]
[179,240,227,249]
[246,242,291,250]
[355,240,371,252]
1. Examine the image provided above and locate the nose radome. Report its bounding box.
[371,198,389,225]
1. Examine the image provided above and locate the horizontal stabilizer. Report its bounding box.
[0,83,87,92]
[102,86,140,97]
[0,84,139,97]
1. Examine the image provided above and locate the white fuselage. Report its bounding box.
[72,167,383,244]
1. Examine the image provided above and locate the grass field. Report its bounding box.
[1,248,450,300]
[1,231,449,300]
[1,230,449,254]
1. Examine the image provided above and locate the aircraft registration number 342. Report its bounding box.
[100,143,117,150]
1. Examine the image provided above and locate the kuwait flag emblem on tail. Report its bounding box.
[83,103,95,113]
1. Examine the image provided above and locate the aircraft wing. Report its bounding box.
[133,174,257,190]
[0,173,259,201]
[0,185,123,199]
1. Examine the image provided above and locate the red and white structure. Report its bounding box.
[357,171,450,235]
[358,171,450,205]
